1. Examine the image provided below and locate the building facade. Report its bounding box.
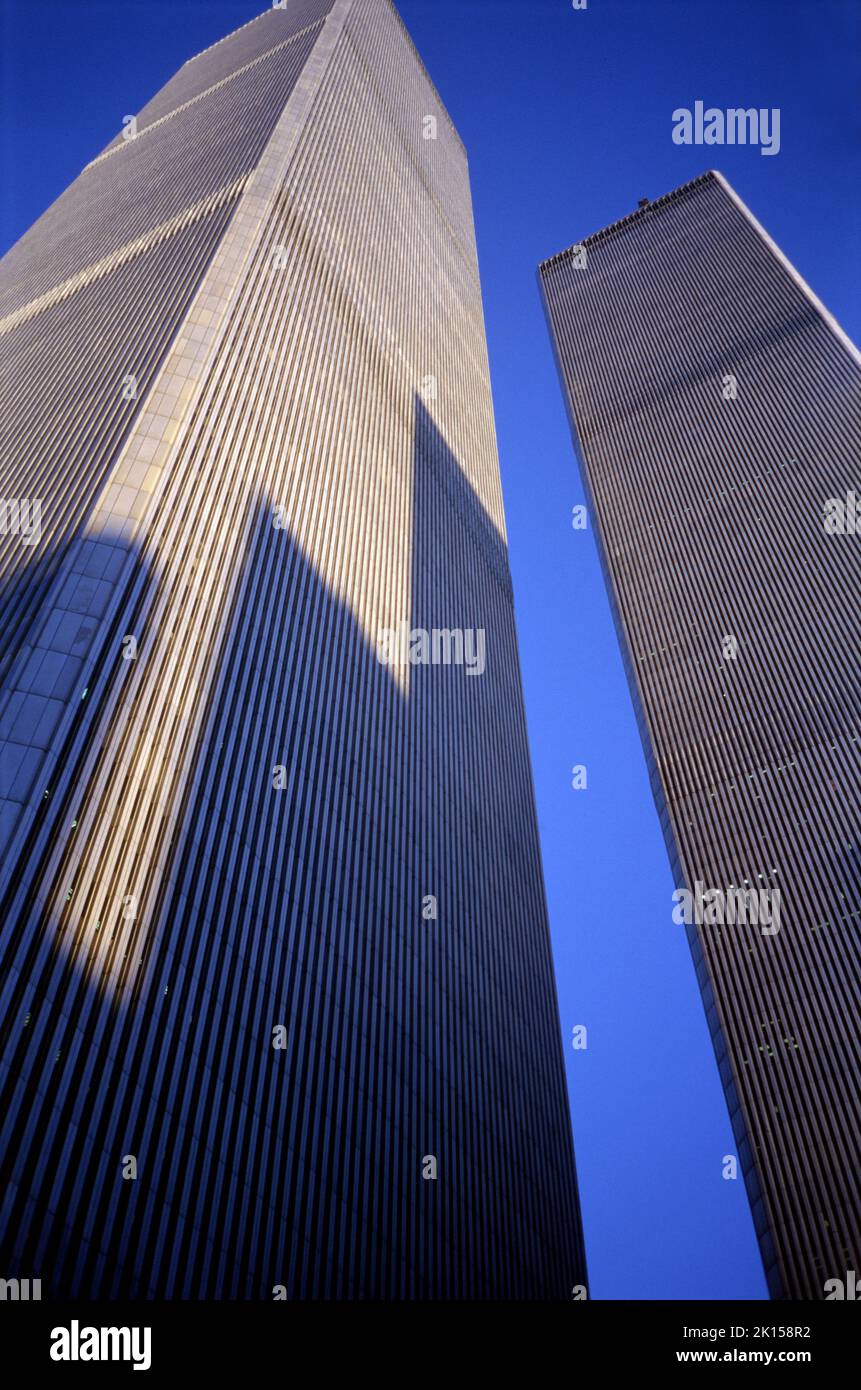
[0,0,585,1298]
[540,170,860,1299]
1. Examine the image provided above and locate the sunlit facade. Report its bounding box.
[0,0,585,1298]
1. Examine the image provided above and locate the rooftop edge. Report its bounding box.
[538,170,721,273]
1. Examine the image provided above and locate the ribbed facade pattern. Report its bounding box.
[0,0,585,1298]
[540,170,860,1300]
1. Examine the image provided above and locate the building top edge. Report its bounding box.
[184,2,468,158]
[184,7,269,64]
[537,169,722,273]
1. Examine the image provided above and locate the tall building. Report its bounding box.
[539,169,860,1300]
[0,0,586,1298]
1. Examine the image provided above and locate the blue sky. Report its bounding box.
[2,0,858,1299]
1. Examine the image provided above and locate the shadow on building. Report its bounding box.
[0,397,585,1299]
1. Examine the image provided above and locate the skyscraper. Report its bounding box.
[540,169,860,1300]
[0,0,586,1298]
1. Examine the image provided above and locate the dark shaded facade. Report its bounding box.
[540,170,861,1300]
[0,1,586,1298]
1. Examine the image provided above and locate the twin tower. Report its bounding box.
[0,0,858,1300]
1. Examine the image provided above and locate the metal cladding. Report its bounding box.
[0,1,585,1297]
[540,169,861,1300]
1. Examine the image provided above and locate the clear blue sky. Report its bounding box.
[2,0,858,1300]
